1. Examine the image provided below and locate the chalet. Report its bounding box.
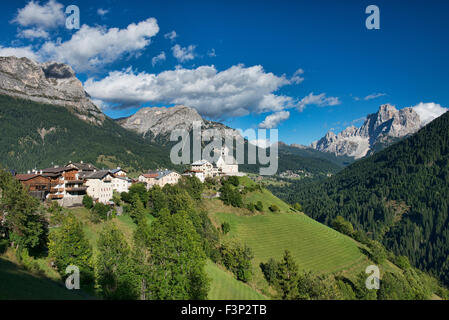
[15,173,51,201]
[138,172,159,189]
[183,169,206,183]
[66,161,99,173]
[110,167,127,178]
[41,166,87,207]
[138,170,181,189]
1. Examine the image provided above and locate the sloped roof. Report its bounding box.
[42,166,76,174]
[15,174,49,181]
[80,170,112,180]
[67,162,99,171]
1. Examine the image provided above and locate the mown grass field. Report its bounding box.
[205,177,366,294]
[205,260,268,300]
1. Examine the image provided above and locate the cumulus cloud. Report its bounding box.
[18,28,49,39]
[259,111,290,129]
[291,68,304,84]
[172,44,196,63]
[297,92,341,111]
[13,0,65,29]
[151,51,166,66]
[84,64,293,118]
[411,102,448,125]
[164,31,178,41]
[39,18,159,71]
[0,45,40,61]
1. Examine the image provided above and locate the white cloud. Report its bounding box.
[297,92,341,111]
[291,68,304,84]
[259,111,290,129]
[0,45,40,61]
[364,92,386,100]
[171,44,196,63]
[411,102,448,125]
[151,51,166,66]
[13,0,65,29]
[39,18,159,71]
[164,31,177,41]
[97,8,109,16]
[18,28,49,39]
[84,64,293,118]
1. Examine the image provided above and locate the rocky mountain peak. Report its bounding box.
[311,104,424,159]
[0,56,104,124]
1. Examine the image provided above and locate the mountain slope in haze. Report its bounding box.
[311,104,442,158]
[0,95,174,173]
[273,110,449,286]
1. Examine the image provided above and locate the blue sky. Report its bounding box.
[1,0,448,145]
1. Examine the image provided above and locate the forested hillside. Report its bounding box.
[269,111,449,286]
[0,95,175,173]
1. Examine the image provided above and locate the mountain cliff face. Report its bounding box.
[311,104,423,158]
[117,105,241,141]
[0,56,104,124]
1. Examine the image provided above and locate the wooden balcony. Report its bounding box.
[50,188,64,193]
[65,187,88,192]
[65,180,84,184]
[49,194,63,199]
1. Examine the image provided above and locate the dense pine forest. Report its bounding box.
[269,110,449,286]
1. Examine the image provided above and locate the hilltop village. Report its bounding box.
[13,147,243,207]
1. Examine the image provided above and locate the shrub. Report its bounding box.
[269,204,280,212]
[293,203,302,211]
[221,222,231,234]
[0,239,9,254]
[246,203,256,213]
[82,195,93,209]
[220,241,253,282]
[255,201,264,211]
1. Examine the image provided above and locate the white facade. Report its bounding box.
[111,177,131,193]
[139,171,181,189]
[85,173,114,204]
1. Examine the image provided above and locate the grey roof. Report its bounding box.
[67,162,99,171]
[80,170,112,180]
[42,166,75,174]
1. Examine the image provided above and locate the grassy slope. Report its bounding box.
[205,260,268,300]
[205,177,367,295]
[72,207,266,300]
[0,257,89,300]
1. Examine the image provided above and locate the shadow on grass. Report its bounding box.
[0,258,95,300]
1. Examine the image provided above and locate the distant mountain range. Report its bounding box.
[310,104,447,158]
[0,56,342,176]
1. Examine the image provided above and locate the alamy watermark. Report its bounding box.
[169,121,279,176]
[66,5,80,30]
[65,265,80,290]
[365,265,380,290]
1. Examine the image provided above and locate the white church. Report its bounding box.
[185,146,244,182]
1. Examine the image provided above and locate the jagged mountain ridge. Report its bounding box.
[116,105,242,144]
[311,104,423,158]
[0,56,104,125]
